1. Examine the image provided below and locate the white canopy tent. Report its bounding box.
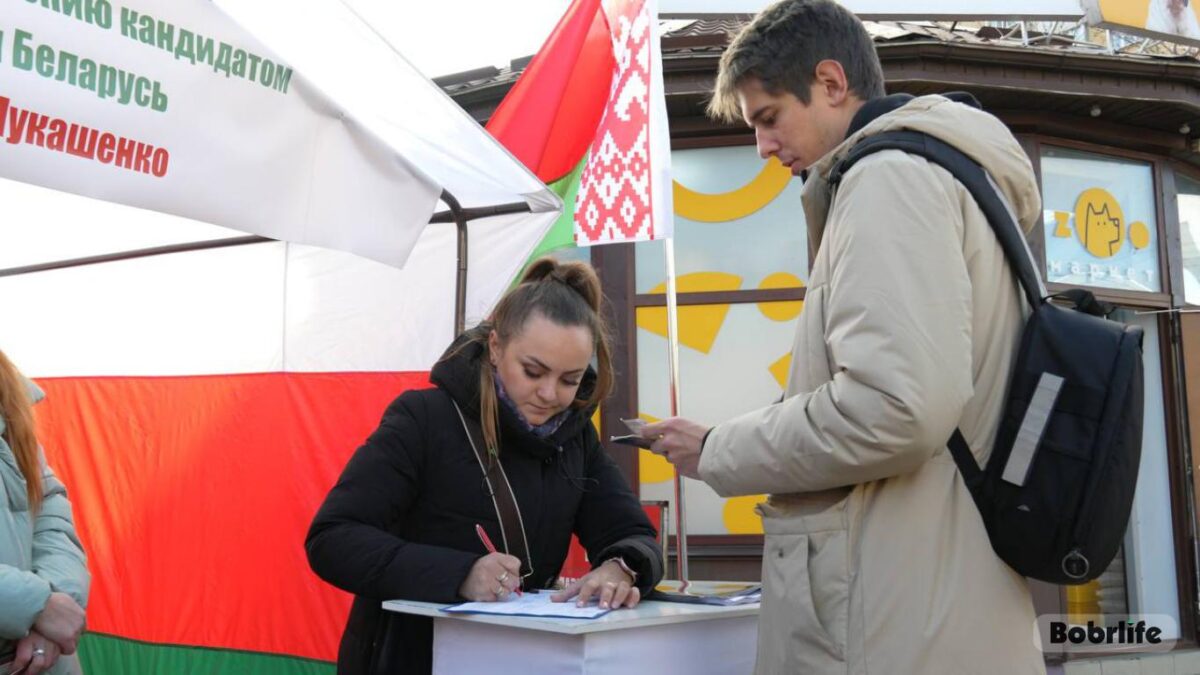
[0,0,561,376]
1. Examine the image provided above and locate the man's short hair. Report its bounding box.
[708,0,886,123]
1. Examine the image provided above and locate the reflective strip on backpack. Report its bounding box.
[1002,373,1065,486]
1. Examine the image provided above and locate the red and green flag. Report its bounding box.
[487,0,673,253]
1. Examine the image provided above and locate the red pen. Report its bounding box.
[475,523,521,596]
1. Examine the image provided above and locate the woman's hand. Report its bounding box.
[551,559,640,609]
[457,552,523,602]
[11,629,61,675]
[33,592,85,654]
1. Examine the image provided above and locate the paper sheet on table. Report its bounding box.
[443,592,613,619]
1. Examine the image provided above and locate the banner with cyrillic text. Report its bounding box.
[0,0,441,269]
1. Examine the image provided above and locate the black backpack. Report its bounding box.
[829,129,1144,585]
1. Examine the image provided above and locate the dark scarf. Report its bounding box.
[493,368,570,438]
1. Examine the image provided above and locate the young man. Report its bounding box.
[642,1,1046,672]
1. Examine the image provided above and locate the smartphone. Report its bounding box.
[621,418,647,434]
[610,433,656,449]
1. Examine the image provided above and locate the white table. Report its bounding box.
[382,592,759,675]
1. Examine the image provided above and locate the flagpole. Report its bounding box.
[664,237,688,586]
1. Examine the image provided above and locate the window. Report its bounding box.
[1174,174,1200,305]
[1040,147,1161,293]
[633,144,807,535]
[636,301,802,534]
[1064,311,1179,639]
[636,145,807,291]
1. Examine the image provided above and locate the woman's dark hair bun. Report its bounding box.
[517,258,601,314]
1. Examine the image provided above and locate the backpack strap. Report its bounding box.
[947,429,984,487]
[828,130,1047,478]
[1049,288,1114,318]
[828,130,1045,311]
[452,400,534,584]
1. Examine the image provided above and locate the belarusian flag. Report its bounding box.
[5,202,547,675]
[487,0,673,253]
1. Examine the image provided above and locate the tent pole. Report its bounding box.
[0,235,270,278]
[429,200,531,224]
[440,189,470,336]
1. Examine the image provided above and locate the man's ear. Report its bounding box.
[813,59,850,106]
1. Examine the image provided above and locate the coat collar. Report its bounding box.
[844,93,914,140]
[430,327,599,461]
[801,92,984,252]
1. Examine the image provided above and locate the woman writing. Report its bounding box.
[0,351,89,675]
[307,258,664,675]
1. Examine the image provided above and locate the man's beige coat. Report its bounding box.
[700,96,1047,675]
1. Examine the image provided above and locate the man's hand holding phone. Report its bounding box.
[638,417,711,480]
[609,418,657,449]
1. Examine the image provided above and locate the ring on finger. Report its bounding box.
[494,585,505,596]
[497,571,509,583]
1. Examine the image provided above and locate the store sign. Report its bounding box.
[660,0,1085,19]
[1045,187,1158,290]
[1082,0,1200,47]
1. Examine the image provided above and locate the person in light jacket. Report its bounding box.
[0,351,89,675]
[643,1,1046,673]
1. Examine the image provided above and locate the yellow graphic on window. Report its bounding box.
[1075,188,1126,259]
[756,272,805,321]
[1051,198,1154,257]
[637,272,742,354]
[637,272,805,528]
[673,157,792,223]
[723,494,768,534]
[769,353,792,390]
[1129,221,1151,250]
[1053,211,1072,238]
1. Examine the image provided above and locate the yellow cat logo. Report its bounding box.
[1075,188,1125,259]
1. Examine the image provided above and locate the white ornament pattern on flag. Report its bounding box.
[574,0,657,245]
